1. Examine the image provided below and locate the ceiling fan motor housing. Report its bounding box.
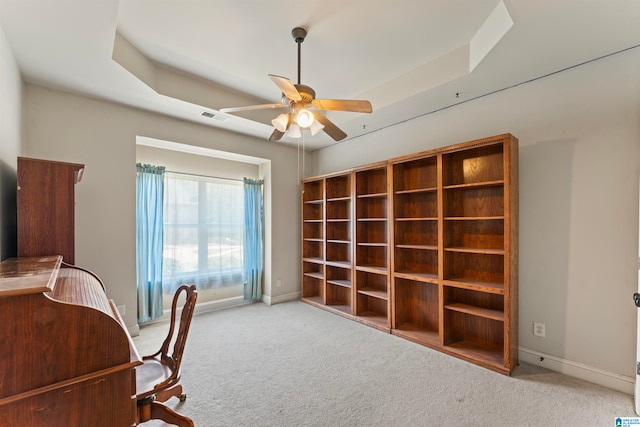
[293,84,315,103]
[291,27,307,43]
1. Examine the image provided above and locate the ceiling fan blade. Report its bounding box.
[268,74,302,102]
[220,103,284,113]
[312,99,372,113]
[269,129,285,141]
[313,112,347,141]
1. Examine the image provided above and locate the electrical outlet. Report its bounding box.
[276,279,282,288]
[117,304,126,316]
[533,322,546,338]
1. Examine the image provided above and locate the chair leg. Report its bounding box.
[150,401,194,427]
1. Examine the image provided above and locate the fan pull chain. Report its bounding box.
[296,138,300,182]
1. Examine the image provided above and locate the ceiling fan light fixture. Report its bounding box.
[286,124,302,138]
[309,119,325,136]
[220,26,372,143]
[271,113,290,132]
[295,108,314,128]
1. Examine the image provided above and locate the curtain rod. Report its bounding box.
[166,170,243,183]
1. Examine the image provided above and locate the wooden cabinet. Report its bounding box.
[17,157,84,264]
[301,133,518,374]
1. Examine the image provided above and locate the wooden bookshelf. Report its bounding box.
[301,172,356,317]
[390,153,441,356]
[438,137,518,374]
[301,179,325,304]
[354,165,390,331]
[300,134,518,374]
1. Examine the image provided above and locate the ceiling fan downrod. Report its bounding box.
[291,27,307,85]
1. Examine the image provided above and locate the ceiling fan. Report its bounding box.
[220,27,372,142]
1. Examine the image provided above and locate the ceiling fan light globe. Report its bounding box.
[310,119,325,136]
[296,108,314,128]
[272,114,290,132]
[286,124,302,138]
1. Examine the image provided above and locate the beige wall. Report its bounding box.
[0,25,22,260]
[23,85,304,330]
[312,48,640,390]
[136,144,259,180]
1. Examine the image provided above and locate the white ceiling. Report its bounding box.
[1,0,639,150]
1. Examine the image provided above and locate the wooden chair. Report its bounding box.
[136,284,198,426]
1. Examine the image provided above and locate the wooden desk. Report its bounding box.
[0,256,141,426]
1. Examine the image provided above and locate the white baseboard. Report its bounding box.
[127,323,140,337]
[519,346,634,395]
[193,295,253,315]
[262,291,301,305]
[134,293,301,333]
[134,296,253,334]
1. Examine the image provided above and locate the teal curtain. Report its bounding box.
[136,163,165,323]
[243,178,264,301]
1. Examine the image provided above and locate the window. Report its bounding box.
[162,172,244,296]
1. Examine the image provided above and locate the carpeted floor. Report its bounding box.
[134,300,636,426]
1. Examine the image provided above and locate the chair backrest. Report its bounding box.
[155,284,198,382]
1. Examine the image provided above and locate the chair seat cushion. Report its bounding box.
[136,357,174,396]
